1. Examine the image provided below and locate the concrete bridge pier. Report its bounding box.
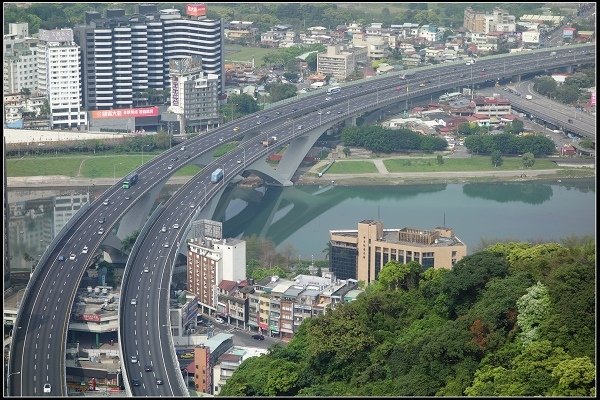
[116,181,167,240]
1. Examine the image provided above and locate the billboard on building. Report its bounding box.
[589,91,596,107]
[183,295,199,327]
[91,107,159,120]
[80,314,101,322]
[186,4,206,17]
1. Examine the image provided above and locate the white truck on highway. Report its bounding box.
[525,95,533,100]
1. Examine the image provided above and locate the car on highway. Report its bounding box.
[164,243,169,248]
[256,120,261,125]
[131,379,141,386]
[189,204,195,208]
[98,217,105,224]
[143,267,149,273]
[102,200,110,206]
[252,334,265,340]
[167,164,173,170]
[156,379,164,385]
[419,83,425,87]
[325,97,331,101]
[180,146,185,151]
[131,299,137,305]
[317,111,322,115]
[145,365,153,372]
[219,137,224,142]
[173,224,180,229]
[82,246,88,254]
[69,254,76,260]
[237,160,242,164]
[130,355,138,363]
[297,125,303,130]
[161,226,167,232]
[58,255,65,261]
[98,228,104,235]
[337,111,342,114]
[125,196,130,200]
[184,154,190,159]
[233,126,240,132]
[326,110,331,114]
[43,383,51,393]
[170,157,178,162]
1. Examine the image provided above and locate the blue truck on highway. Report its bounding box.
[211,168,224,183]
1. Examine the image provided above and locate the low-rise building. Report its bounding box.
[330,220,467,285]
[473,96,511,117]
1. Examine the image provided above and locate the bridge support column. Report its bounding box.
[116,179,167,240]
[565,65,573,74]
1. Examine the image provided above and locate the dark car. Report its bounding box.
[145,365,152,372]
[131,379,141,386]
[58,255,65,261]
[252,334,265,340]
[98,217,105,224]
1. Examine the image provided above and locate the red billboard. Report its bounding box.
[91,106,159,120]
[80,314,101,322]
[186,4,206,17]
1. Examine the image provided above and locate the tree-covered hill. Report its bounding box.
[220,238,595,396]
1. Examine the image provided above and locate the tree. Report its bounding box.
[516,281,551,344]
[533,77,557,96]
[121,230,140,253]
[437,154,444,165]
[342,147,350,157]
[21,87,31,96]
[491,150,503,168]
[282,71,299,83]
[503,119,524,135]
[267,82,297,103]
[549,357,596,396]
[522,152,535,169]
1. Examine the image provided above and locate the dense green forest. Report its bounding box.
[342,126,448,153]
[220,238,595,396]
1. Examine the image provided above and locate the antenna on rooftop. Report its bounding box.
[377,205,380,221]
[443,212,446,227]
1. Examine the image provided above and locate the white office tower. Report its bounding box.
[74,5,223,110]
[37,29,87,129]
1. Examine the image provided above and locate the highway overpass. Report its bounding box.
[8,43,595,397]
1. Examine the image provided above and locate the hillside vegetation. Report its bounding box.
[221,238,595,396]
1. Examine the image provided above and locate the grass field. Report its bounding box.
[327,160,378,174]
[225,44,278,66]
[383,156,557,173]
[6,153,202,178]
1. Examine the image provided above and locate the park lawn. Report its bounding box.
[225,44,278,66]
[327,160,378,174]
[384,156,558,172]
[82,155,159,178]
[7,156,83,177]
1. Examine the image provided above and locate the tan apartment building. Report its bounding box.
[330,220,467,285]
[187,236,246,316]
[474,96,512,117]
[317,45,366,81]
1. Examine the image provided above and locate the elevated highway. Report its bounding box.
[8,43,595,397]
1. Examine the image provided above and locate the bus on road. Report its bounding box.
[123,173,138,189]
[326,86,341,94]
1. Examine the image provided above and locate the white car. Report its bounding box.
[173,224,179,229]
[237,160,242,164]
[102,200,110,206]
[167,165,173,170]
[189,204,195,208]
[69,254,76,260]
[164,243,169,248]
[43,383,51,393]
[131,299,137,305]
[130,355,138,363]
[97,228,104,235]
[161,226,167,232]
[143,267,149,273]
[317,111,322,115]
[82,246,88,254]
[215,316,225,324]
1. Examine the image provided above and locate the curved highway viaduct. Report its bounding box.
[8,43,595,397]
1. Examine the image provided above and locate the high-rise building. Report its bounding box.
[169,57,220,132]
[37,29,87,129]
[329,220,467,285]
[3,136,10,289]
[74,4,223,110]
[187,231,246,315]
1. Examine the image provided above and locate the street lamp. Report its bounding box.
[141,144,150,166]
[113,163,123,184]
[7,371,21,396]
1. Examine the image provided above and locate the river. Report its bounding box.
[6,178,595,272]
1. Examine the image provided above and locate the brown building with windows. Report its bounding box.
[330,220,467,285]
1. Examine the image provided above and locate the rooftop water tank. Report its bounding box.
[87,286,93,293]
